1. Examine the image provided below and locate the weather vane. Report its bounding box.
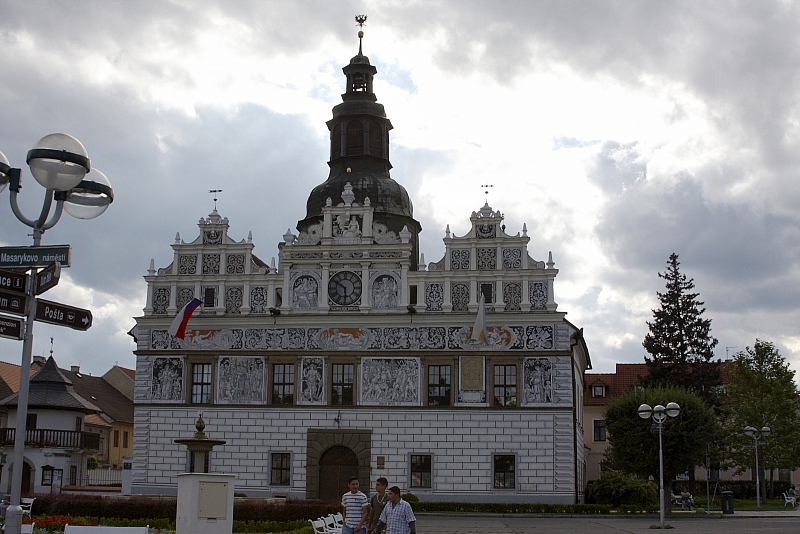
[209,189,222,210]
[355,15,367,27]
[481,184,494,196]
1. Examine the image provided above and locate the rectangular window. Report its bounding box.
[41,465,54,486]
[331,364,354,406]
[409,285,418,305]
[192,363,212,404]
[271,453,291,486]
[75,417,82,431]
[480,283,494,303]
[113,430,120,448]
[427,365,451,406]
[25,414,37,430]
[493,455,515,489]
[493,365,517,407]
[410,455,432,488]
[123,431,129,449]
[593,420,607,442]
[69,465,77,486]
[203,287,216,308]
[593,385,605,397]
[272,364,295,405]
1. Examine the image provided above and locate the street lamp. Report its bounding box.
[638,401,681,530]
[0,133,113,534]
[744,425,771,509]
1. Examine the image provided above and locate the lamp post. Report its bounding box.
[638,401,681,529]
[0,134,113,534]
[744,425,770,509]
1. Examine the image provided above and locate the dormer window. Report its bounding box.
[593,385,605,397]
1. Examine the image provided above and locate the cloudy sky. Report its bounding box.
[0,0,798,377]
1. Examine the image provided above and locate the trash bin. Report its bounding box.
[721,491,734,515]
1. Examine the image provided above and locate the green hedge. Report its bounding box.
[408,501,658,514]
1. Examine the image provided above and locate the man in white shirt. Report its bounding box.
[341,476,369,534]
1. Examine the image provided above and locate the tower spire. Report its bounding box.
[355,15,367,55]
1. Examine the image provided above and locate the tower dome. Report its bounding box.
[298,27,421,262]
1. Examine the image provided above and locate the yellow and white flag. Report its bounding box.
[471,295,488,344]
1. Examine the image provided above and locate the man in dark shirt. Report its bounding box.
[367,477,389,534]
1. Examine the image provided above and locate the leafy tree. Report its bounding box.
[724,340,800,498]
[603,387,716,510]
[642,253,722,404]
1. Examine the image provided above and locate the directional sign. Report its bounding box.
[0,268,28,294]
[0,245,71,269]
[36,263,61,295]
[35,298,92,331]
[0,314,23,340]
[0,289,27,316]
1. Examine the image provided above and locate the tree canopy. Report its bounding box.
[604,387,716,498]
[641,253,721,403]
[724,340,800,476]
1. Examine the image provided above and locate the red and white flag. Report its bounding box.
[168,298,202,339]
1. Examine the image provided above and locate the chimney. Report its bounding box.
[71,365,80,373]
[32,356,45,364]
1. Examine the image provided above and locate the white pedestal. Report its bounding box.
[176,473,235,534]
[121,456,133,495]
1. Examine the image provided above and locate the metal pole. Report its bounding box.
[5,258,38,534]
[659,423,665,529]
[754,436,761,509]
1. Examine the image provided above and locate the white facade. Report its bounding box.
[131,37,591,503]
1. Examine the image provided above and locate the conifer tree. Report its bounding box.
[642,253,721,403]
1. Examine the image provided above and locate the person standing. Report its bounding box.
[375,486,416,534]
[342,476,369,534]
[367,477,389,534]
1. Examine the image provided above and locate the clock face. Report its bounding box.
[328,271,362,305]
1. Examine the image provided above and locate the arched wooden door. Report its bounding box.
[319,445,359,502]
[21,462,32,495]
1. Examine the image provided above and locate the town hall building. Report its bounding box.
[130,31,592,503]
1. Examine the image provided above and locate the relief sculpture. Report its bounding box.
[217,356,265,404]
[360,358,420,406]
[299,356,325,404]
[523,357,553,404]
[150,357,183,401]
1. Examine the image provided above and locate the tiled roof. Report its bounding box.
[0,357,100,413]
[0,360,37,393]
[84,413,112,428]
[119,367,135,381]
[61,368,134,424]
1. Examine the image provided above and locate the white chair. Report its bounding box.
[19,497,34,518]
[309,518,327,534]
[333,512,344,526]
[20,523,34,534]
[322,515,342,534]
[783,492,797,507]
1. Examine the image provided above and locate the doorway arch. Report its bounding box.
[319,446,359,502]
[306,429,371,500]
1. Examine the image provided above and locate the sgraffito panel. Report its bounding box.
[522,357,553,405]
[299,356,325,404]
[149,357,184,401]
[360,357,420,406]
[216,356,266,404]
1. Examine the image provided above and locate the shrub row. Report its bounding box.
[30,494,341,523]
[715,480,793,500]
[407,501,657,514]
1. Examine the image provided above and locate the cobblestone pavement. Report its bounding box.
[415,513,800,534]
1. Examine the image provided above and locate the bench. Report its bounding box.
[64,526,149,533]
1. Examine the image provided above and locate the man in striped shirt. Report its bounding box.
[375,486,417,534]
[342,476,369,534]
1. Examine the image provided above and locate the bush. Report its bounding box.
[587,470,658,508]
[401,493,419,503]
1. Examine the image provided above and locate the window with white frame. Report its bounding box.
[593,385,605,397]
[593,419,607,442]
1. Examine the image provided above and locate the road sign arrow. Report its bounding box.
[35,298,92,331]
[36,263,61,295]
